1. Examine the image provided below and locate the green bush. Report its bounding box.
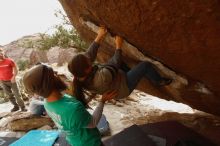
[25,40,34,48]
[17,59,29,71]
[0,90,4,98]
[21,10,88,51]
[37,9,88,51]
[38,26,88,51]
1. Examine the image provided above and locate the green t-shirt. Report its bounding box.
[44,94,101,146]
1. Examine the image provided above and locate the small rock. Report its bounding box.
[38,125,53,130]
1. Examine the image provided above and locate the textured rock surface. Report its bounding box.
[3,34,48,65]
[29,50,48,65]
[2,34,77,66]
[59,0,220,116]
[47,47,77,66]
[8,116,53,131]
[0,112,54,131]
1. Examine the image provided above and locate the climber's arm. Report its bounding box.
[107,36,123,68]
[85,27,107,62]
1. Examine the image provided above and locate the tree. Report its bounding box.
[33,9,88,51]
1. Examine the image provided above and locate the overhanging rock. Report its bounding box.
[59,0,220,116]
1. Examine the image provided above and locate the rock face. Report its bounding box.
[0,112,54,131]
[59,0,220,116]
[29,50,48,65]
[3,34,48,65]
[47,47,77,66]
[3,34,78,66]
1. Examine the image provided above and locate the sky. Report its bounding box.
[0,0,64,45]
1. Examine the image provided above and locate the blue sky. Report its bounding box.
[0,0,64,45]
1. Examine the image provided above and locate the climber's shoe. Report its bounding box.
[157,78,172,86]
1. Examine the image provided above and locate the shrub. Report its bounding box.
[37,9,88,51]
[17,59,29,71]
[21,10,88,51]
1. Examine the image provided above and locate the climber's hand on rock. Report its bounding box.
[115,36,123,50]
[95,26,107,43]
[101,90,118,103]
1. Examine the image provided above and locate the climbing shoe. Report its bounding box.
[11,106,19,112]
[21,107,27,112]
[158,78,172,86]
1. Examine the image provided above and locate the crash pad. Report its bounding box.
[104,124,155,146]
[9,130,59,146]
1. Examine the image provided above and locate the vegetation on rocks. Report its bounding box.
[17,59,29,71]
[21,10,88,51]
[38,25,87,51]
[5,10,87,71]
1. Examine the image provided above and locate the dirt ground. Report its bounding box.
[1,90,220,145]
[97,90,220,145]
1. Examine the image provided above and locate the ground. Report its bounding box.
[100,90,220,144]
[0,90,220,145]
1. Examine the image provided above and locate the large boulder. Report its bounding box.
[0,112,54,131]
[59,0,220,116]
[3,34,48,66]
[29,50,48,65]
[47,47,77,66]
[2,34,77,67]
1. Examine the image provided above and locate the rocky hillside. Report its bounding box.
[58,0,220,116]
[2,34,78,68]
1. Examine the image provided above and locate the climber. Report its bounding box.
[23,63,116,146]
[68,26,172,107]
